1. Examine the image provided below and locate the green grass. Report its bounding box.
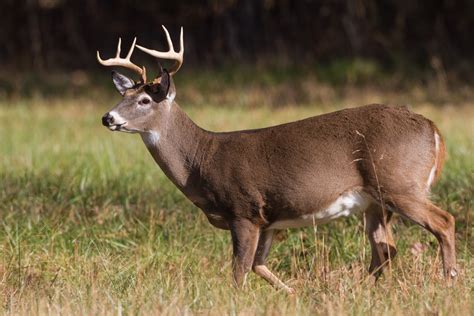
[0,79,473,315]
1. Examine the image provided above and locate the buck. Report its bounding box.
[97,26,457,294]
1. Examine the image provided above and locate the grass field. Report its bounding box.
[0,71,473,315]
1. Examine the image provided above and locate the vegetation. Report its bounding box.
[0,71,473,314]
[5,0,474,81]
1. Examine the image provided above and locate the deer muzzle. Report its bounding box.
[102,112,127,131]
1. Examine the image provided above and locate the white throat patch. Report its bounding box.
[141,131,161,147]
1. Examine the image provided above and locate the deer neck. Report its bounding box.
[139,102,209,192]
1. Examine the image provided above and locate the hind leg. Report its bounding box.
[365,204,397,279]
[252,230,295,294]
[390,195,457,280]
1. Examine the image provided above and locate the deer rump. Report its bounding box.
[194,104,442,230]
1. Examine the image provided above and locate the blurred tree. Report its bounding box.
[1,0,473,76]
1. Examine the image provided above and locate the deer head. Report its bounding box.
[98,26,183,134]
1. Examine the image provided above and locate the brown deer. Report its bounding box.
[97,26,457,294]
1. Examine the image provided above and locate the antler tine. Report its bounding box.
[97,37,147,82]
[162,25,174,52]
[115,38,122,58]
[136,25,184,75]
[126,37,137,60]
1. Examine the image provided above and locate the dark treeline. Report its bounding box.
[2,0,473,76]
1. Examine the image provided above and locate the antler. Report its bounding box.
[97,37,147,82]
[136,26,184,76]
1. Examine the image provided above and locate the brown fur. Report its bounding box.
[102,73,457,294]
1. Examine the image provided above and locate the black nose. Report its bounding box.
[102,113,114,126]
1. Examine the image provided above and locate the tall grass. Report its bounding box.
[0,77,473,314]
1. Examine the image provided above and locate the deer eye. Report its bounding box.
[139,97,151,105]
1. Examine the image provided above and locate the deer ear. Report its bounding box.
[146,70,176,101]
[160,70,176,101]
[157,63,164,77]
[111,71,135,95]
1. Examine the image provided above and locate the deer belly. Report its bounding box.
[267,191,372,230]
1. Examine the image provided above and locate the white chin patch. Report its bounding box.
[108,124,125,131]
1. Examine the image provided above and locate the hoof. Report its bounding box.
[446,267,458,287]
[286,287,296,295]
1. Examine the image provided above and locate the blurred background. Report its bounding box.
[0,1,473,314]
[1,0,474,100]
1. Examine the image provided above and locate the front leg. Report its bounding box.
[230,218,260,288]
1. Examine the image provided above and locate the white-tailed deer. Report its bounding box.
[97,26,457,294]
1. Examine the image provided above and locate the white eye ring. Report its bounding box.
[139,97,151,105]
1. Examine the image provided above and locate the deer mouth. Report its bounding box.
[108,122,127,131]
[110,123,140,133]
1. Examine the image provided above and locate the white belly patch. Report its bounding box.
[268,191,372,230]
